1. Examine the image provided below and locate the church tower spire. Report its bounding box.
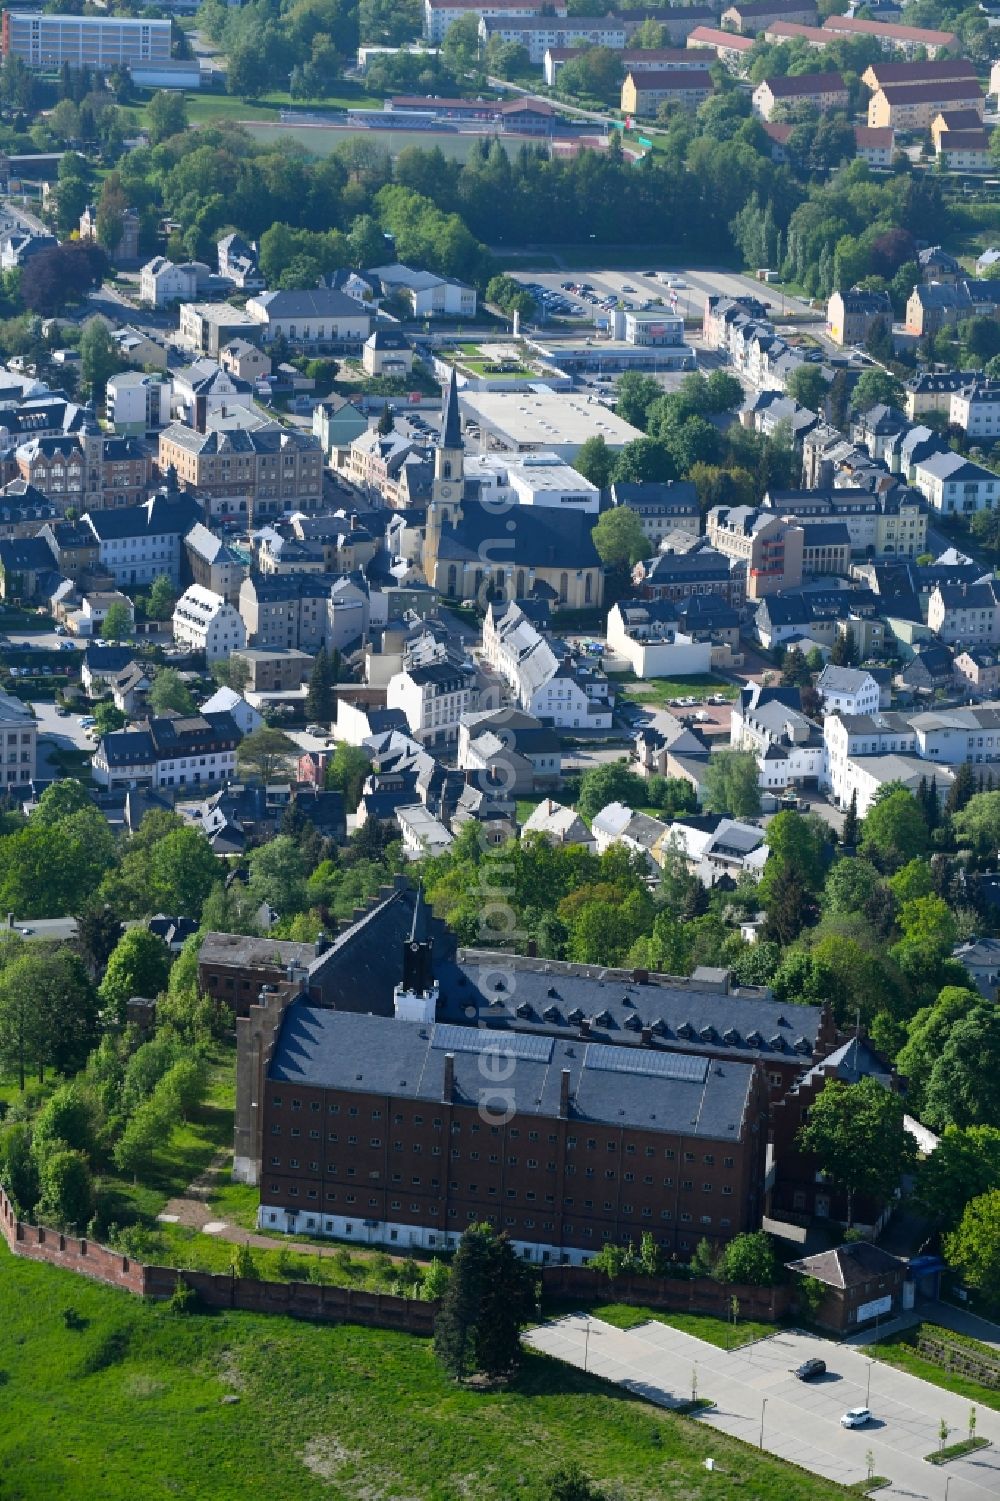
[433,369,464,502]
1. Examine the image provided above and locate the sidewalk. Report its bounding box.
[925,1300,1000,1354]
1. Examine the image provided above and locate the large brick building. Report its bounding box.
[225,882,842,1264]
[157,424,323,526]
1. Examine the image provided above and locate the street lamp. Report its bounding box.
[584,1315,591,1373]
[944,1477,952,1501]
[759,1397,768,1450]
[866,1357,873,1407]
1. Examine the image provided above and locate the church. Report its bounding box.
[418,372,606,612]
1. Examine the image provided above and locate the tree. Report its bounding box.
[897,986,980,1113]
[944,1189,1000,1303]
[914,1126,1000,1232]
[923,1006,1000,1132]
[238,725,296,784]
[785,363,830,411]
[305,647,338,723]
[433,1223,535,1381]
[79,318,122,406]
[98,928,172,1023]
[858,788,928,872]
[146,574,175,622]
[614,372,660,429]
[590,506,650,570]
[247,835,309,915]
[32,1081,97,1162]
[74,903,123,977]
[760,810,828,897]
[146,89,187,146]
[798,1076,915,1227]
[612,436,676,485]
[702,750,761,819]
[718,1231,778,1287]
[946,761,976,816]
[829,626,857,667]
[842,788,860,848]
[850,367,904,411]
[952,791,1000,852]
[324,741,370,812]
[31,778,90,826]
[573,434,614,491]
[149,669,195,717]
[36,1149,94,1231]
[577,760,645,821]
[147,827,220,918]
[102,600,132,642]
[542,1466,609,1501]
[762,867,817,946]
[0,948,97,1085]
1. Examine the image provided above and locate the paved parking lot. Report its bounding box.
[526,1315,1000,1501]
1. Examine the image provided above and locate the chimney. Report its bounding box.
[443,1052,455,1103]
[632,967,649,984]
[559,1069,571,1118]
[526,939,537,958]
[580,1018,592,1039]
[640,1026,652,1046]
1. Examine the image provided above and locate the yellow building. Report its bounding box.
[621,68,713,118]
[868,80,983,131]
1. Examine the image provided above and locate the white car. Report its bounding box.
[841,1407,872,1429]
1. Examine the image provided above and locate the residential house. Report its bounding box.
[826,287,892,346]
[954,646,1000,699]
[184,522,247,605]
[230,647,313,694]
[521,797,595,850]
[81,643,135,697]
[927,579,1000,645]
[653,815,769,887]
[686,25,755,66]
[92,710,242,790]
[912,452,999,515]
[862,57,978,94]
[853,125,894,164]
[178,302,262,358]
[722,2,818,34]
[458,707,561,794]
[591,802,668,867]
[0,690,36,788]
[139,257,211,308]
[199,686,264,737]
[220,339,271,384]
[106,372,170,436]
[904,369,976,420]
[111,660,151,717]
[362,329,414,378]
[753,71,848,121]
[952,937,1000,1000]
[172,360,256,428]
[905,282,973,337]
[895,640,955,696]
[949,380,1000,438]
[821,15,959,57]
[936,127,990,171]
[312,395,367,465]
[217,233,264,291]
[238,572,334,653]
[110,325,169,370]
[610,480,700,544]
[481,600,614,729]
[0,535,58,601]
[82,494,202,588]
[172,584,248,662]
[816,664,883,716]
[632,544,745,606]
[156,425,323,526]
[731,682,825,791]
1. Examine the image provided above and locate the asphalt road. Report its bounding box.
[528,1315,1000,1501]
[513,266,821,330]
[4,917,79,943]
[31,700,96,753]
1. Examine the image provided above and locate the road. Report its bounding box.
[31,700,96,754]
[527,1314,1000,1501]
[4,916,79,943]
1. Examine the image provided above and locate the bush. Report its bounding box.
[168,1275,199,1314]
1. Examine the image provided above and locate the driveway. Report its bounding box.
[31,700,95,754]
[526,1315,1000,1501]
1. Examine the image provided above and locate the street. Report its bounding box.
[527,1314,1000,1501]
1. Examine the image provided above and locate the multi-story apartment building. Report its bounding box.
[172,584,248,663]
[621,68,714,117]
[0,690,35,788]
[722,0,818,33]
[753,70,848,121]
[822,710,916,807]
[821,14,958,56]
[927,579,1000,646]
[610,481,700,545]
[632,545,746,606]
[949,380,1000,439]
[482,600,614,729]
[1,11,170,70]
[423,0,564,43]
[178,301,261,357]
[91,709,242,790]
[868,78,983,130]
[82,493,202,589]
[705,506,804,600]
[106,372,170,437]
[479,14,627,62]
[826,287,892,347]
[764,487,928,559]
[157,424,323,525]
[816,665,883,716]
[386,660,474,749]
[912,452,999,515]
[184,521,247,605]
[238,571,334,653]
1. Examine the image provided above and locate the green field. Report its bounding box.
[870,1326,1000,1413]
[615,673,739,707]
[0,1239,862,1501]
[567,1301,776,1350]
[240,121,490,161]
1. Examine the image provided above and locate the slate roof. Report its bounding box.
[437,500,601,570]
[268,1005,758,1138]
[253,288,368,319]
[786,1242,905,1290]
[85,495,202,541]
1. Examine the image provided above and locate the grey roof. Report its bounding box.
[817,665,875,695]
[268,1006,757,1138]
[787,1242,905,1290]
[253,288,369,319]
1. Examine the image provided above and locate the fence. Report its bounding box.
[0,1184,434,1334]
[539,1264,794,1323]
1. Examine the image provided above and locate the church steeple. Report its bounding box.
[403,884,434,996]
[434,369,464,499]
[394,884,439,1023]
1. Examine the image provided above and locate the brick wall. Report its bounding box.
[0,1185,434,1334]
[540,1263,794,1322]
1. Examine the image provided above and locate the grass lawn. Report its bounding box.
[870,1327,1000,1413]
[516,794,546,827]
[583,1301,776,1349]
[0,1239,859,1501]
[174,92,282,125]
[614,673,739,707]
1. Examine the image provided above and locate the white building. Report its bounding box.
[396,802,454,857]
[92,710,241,791]
[606,600,712,678]
[139,257,209,308]
[245,289,372,348]
[731,682,825,791]
[816,664,882,717]
[106,371,170,436]
[368,263,477,319]
[0,690,36,789]
[591,802,668,867]
[822,710,916,806]
[481,601,614,729]
[3,12,171,69]
[457,391,644,463]
[521,797,596,851]
[462,450,600,512]
[199,685,263,737]
[949,380,1000,438]
[912,451,999,514]
[927,580,1000,646]
[172,584,247,662]
[386,660,473,748]
[423,0,562,43]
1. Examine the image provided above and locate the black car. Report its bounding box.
[792,1358,826,1381]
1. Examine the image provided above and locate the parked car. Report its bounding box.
[792,1358,826,1381]
[841,1408,872,1429]
[19,927,33,936]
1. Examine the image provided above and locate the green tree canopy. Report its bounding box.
[944,1188,1000,1303]
[149,668,196,717]
[923,1005,1000,1132]
[433,1223,536,1381]
[914,1125,1000,1233]
[576,760,646,821]
[798,1075,915,1227]
[98,928,172,1023]
[702,750,761,819]
[590,506,651,569]
[858,788,928,872]
[102,600,132,642]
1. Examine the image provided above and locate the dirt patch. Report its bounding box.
[159,1150,231,1229]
